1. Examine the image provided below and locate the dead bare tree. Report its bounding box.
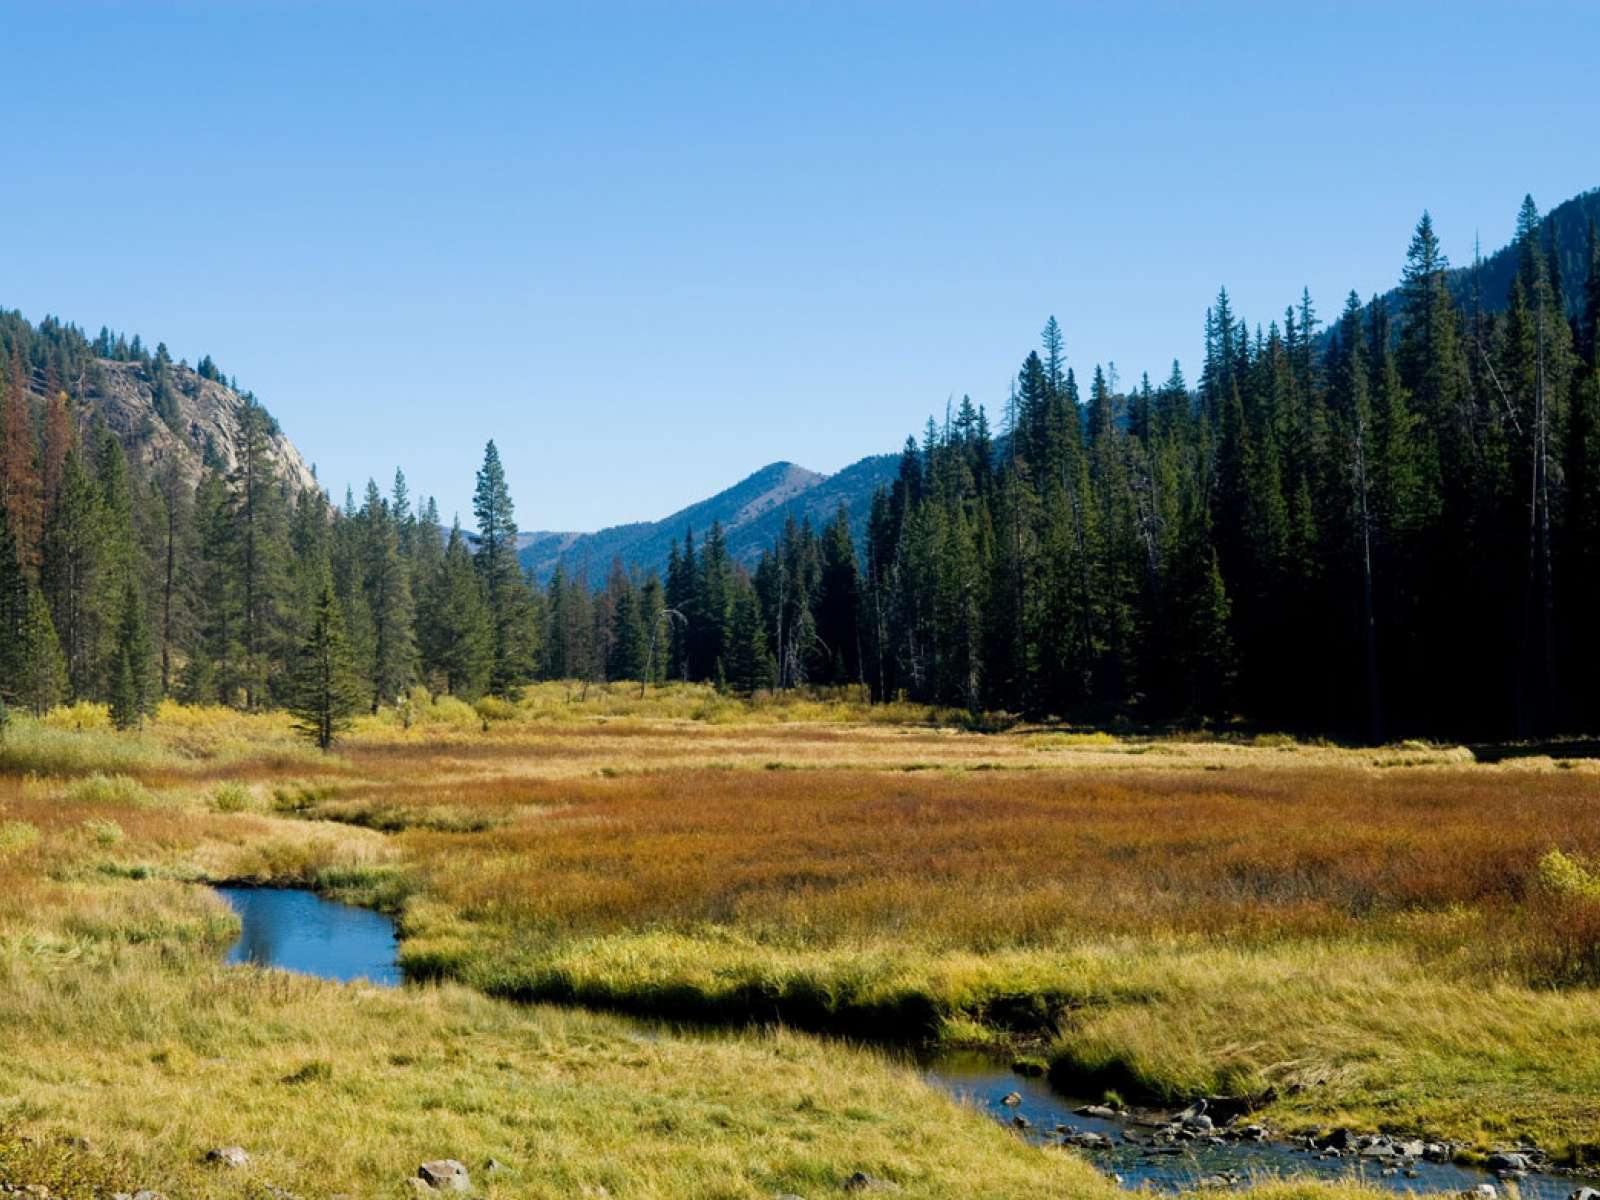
[639,608,687,699]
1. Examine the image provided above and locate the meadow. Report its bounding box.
[3,686,1600,1195]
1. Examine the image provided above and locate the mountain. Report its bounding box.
[1,311,317,499]
[513,455,900,583]
[78,359,318,496]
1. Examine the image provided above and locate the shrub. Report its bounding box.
[428,695,480,727]
[1535,848,1600,898]
[81,818,124,847]
[474,696,518,723]
[42,702,112,732]
[212,782,254,813]
[65,773,157,808]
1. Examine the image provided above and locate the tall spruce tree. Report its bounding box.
[108,578,154,729]
[472,441,535,695]
[422,522,493,698]
[287,574,364,751]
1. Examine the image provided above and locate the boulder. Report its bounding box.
[1075,1104,1119,1120]
[1315,1128,1356,1152]
[1062,1131,1113,1150]
[418,1160,472,1192]
[1000,1092,1022,1107]
[1487,1153,1531,1173]
[205,1146,250,1169]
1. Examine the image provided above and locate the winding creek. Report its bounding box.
[215,887,1589,1198]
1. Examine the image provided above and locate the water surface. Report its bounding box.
[216,885,402,987]
[927,1054,1584,1200]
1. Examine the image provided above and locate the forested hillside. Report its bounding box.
[2,192,1597,741]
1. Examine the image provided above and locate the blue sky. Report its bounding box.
[2,2,1594,531]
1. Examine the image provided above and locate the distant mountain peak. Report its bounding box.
[515,456,897,583]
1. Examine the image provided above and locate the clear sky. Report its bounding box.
[2,2,1594,532]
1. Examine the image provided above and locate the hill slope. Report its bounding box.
[515,456,899,583]
[77,358,318,495]
[1,311,317,498]
[1343,188,1599,332]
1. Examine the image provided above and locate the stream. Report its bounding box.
[215,886,1587,1198]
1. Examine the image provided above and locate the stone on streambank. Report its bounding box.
[417,1159,471,1191]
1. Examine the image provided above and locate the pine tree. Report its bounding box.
[724,574,771,694]
[697,522,732,680]
[0,506,32,704]
[11,583,67,715]
[361,480,417,708]
[287,575,364,751]
[422,522,493,699]
[0,351,42,576]
[472,441,535,695]
[603,559,647,682]
[230,401,292,708]
[185,469,236,704]
[108,578,154,729]
[41,451,113,699]
[813,506,862,685]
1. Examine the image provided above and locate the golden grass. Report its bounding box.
[6,694,1600,1187]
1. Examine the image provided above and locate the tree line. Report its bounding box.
[2,195,1598,742]
[848,198,1600,740]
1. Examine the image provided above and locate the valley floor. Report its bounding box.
[2,684,1598,1196]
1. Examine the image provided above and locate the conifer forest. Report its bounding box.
[3,198,1599,744]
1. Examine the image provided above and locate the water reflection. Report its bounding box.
[216,886,401,987]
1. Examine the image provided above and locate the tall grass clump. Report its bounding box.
[0,716,176,776]
[0,821,41,856]
[65,773,159,808]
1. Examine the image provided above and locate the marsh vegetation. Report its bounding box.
[3,687,1599,1195]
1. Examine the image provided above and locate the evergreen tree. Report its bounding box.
[10,582,67,715]
[361,479,417,708]
[287,575,364,750]
[472,441,535,694]
[230,400,292,707]
[0,351,42,576]
[108,578,154,729]
[41,451,112,699]
[813,506,862,685]
[422,522,493,698]
[724,574,771,694]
